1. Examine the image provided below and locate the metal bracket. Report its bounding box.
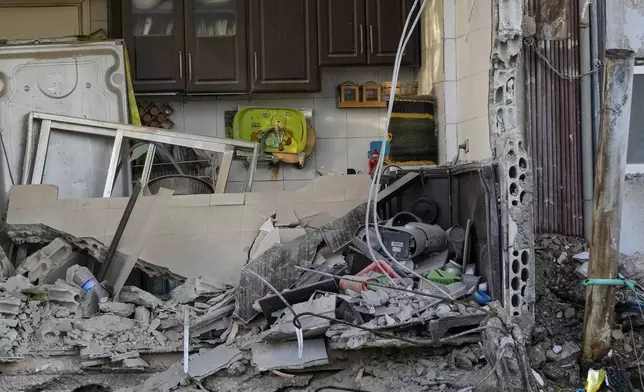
[25,112,260,196]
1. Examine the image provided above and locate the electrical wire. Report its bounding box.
[363,0,455,301]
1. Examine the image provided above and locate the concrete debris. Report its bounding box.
[251,339,329,371]
[74,314,136,337]
[0,246,15,278]
[188,345,243,380]
[135,306,151,324]
[111,350,141,362]
[0,297,21,315]
[169,276,229,304]
[99,301,135,317]
[1,275,33,296]
[118,286,164,309]
[15,237,76,284]
[46,279,83,309]
[612,328,625,340]
[121,357,150,369]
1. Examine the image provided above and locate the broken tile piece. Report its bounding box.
[169,276,229,304]
[15,238,76,284]
[251,339,329,371]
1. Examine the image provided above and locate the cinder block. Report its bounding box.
[15,238,76,284]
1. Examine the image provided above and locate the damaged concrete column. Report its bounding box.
[582,49,635,363]
[490,0,536,316]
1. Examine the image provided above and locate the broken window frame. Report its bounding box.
[24,112,260,196]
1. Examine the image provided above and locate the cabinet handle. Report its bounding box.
[369,25,374,54]
[359,25,364,54]
[178,51,183,79]
[253,52,258,81]
[188,53,193,81]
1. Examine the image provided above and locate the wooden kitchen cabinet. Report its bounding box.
[118,0,186,92]
[184,0,248,93]
[366,0,418,65]
[317,0,366,66]
[317,0,419,67]
[248,0,320,92]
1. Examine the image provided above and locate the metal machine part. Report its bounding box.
[0,41,131,207]
[26,112,260,196]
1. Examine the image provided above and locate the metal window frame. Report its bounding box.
[627,65,644,174]
[25,112,259,196]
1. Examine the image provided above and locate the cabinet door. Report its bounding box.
[249,0,320,92]
[365,0,419,66]
[184,0,248,93]
[317,0,366,66]
[122,0,186,92]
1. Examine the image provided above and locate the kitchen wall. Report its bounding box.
[144,66,416,193]
[89,0,420,192]
[455,0,492,162]
[418,0,493,163]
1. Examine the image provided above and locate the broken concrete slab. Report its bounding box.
[169,276,228,304]
[15,237,77,284]
[104,187,173,297]
[7,176,370,286]
[74,314,136,337]
[188,345,243,381]
[99,301,135,317]
[251,339,329,371]
[121,357,150,369]
[118,286,164,309]
[111,351,141,363]
[263,295,337,341]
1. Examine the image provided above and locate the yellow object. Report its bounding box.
[233,107,307,154]
[123,45,142,126]
[584,368,606,392]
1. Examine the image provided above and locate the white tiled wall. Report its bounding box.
[151,67,416,193]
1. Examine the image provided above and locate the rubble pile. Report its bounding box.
[0,173,514,391]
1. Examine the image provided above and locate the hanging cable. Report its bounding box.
[362,0,454,300]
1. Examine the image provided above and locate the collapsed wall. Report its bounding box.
[490,0,536,316]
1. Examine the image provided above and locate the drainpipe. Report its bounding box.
[580,0,594,240]
[589,0,602,153]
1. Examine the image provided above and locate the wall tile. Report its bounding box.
[317,68,347,98]
[283,180,313,192]
[457,115,492,160]
[444,38,456,82]
[315,138,348,175]
[250,180,286,193]
[346,138,374,174]
[283,153,317,181]
[347,108,381,138]
[174,206,209,234]
[314,98,347,139]
[444,81,458,124]
[456,0,492,38]
[215,98,248,138]
[443,0,456,39]
[345,67,380,85]
[457,71,489,123]
[228,160,283,183]
[183,101,218,137]
[456,29,492,80]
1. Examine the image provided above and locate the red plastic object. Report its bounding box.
[356,260,402,279]
[368,149,379,175]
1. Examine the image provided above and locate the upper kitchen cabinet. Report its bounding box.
[317,0,419,66]
[184,0,248,93]
[249,0,320,92]
[117,0,186,92]
[317,0,366,66]
[366,0,418,65]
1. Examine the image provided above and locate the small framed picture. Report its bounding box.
[339,84,360,103]
[362,82,382,103]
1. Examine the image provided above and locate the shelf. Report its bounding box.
[336,100,387,109]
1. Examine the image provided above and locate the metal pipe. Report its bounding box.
[580,0,594,240]
[582,49,635,363]
[589,0,602,154]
